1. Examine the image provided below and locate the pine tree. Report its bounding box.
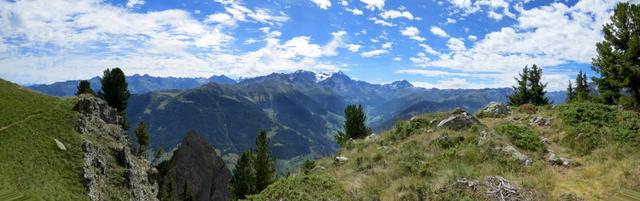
[508,65,530,106]
[158,181,173,201]
[566,81,575,102]
[134,121,150,155]
[231,151,256,200]
[253,130,275,192]
[343,104,371,139]
[592,2,640,105]
[181,181,194,201]
[75,80,94,96]
[100,68,130,112]
[575,71,590,101]
[528,64,550,105]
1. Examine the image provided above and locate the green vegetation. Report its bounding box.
[592,2,640,107]
[557,102,640,155]
[134,121,150,155]
[566,70,590,103]
[245,175,346,201]
[496,124,544,152]
[0,79,88,200]
[336,104,372,146]
[231,151,257,200]
[254,130,276,192]
[99,68,130,112]
[508,64,550,106]
[75,80,95,96]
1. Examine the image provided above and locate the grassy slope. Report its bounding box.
[254,103,640,200]
[0,80,87,200]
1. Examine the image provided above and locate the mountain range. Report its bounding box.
[26,70,567,165]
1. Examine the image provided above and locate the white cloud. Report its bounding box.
[446,18,457,24]
[346,44,362,52]
[401,26,425,42]
[340,0,348,6]
[430,26,449,37]
[243,38,260,45]
[446,0,516,21]
[380,10,414,20]
[446,38,466,52]
[205,13,235,25]
[346,8,364,15]
[322,31,347,56]
[409,53,431,65]
[218,1,289,25]
[360,0,385,10]
[393,57,402,61]
[468,35,477,41]
[361,49,389,57]
[488,10,503,21]
[419,44,441,56]
[126,0,144,8]
[369,17,395,26]
[382,42,392,49]
[311,0,332,10]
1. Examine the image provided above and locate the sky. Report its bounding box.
[0,0,636,90]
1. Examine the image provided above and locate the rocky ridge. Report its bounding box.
[74,94,158,201]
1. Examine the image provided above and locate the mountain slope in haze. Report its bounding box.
[0,79,87,200]
[27,74,236,96]
[250,103,640,201]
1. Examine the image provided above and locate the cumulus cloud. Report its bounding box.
[401,26,425,42]
[126,0,144,8]
[346,8,364,15]
[430,26,449,37]
[311,0,332,10]
[446,38,466,52]
[361,49,389,57]
[346,44,362,52]
[446,0,516,21]
[360,0,385,10]
[380,10,415,20]
[369,17,395,26]
[468,35,478,41]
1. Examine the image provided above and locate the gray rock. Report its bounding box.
[547,151,572,167]
[498,145,532,166]
[335,156,349,162]
[477,102,510,117]
[437,109,480,130]
[54,139,66,151]
[478,130,492,146]
[75,94,159,201]
[529,116,549,126]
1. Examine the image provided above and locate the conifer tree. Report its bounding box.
[100,68,130,112]
[134,121,150,155]
[253,130,275,192]
[592,2,640,105]
[343,104,371,139]
[528,64,550,105]
[566,81,575,102]
[508,66,530,106]
[181,181,194,201]
[75,80,95,96]
[231,151,256,200]
[575,71,590,101]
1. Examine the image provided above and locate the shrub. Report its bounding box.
[300,160,316,174]
[518,104,537,114]
[496,124,544,152]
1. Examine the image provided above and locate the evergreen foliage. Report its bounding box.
[592,2,640,106]
[508,65,550,106]
[231,151,257,200]
[181,181,194,201]
[134,121,150,155]
[75,80,94,96]
[99,68,130,112]
[566,81,575,102]
[300,160,316,174]
[254,130,275,193]
[344,104,371,139]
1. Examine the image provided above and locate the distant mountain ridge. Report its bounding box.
[27,74,236,96]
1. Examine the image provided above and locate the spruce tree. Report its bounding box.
[100,68,130,112]
[592,2,640,105]
[134,121,150,155]
[575,71,590,101]
[253,130,275,192]
[75,80,95,96]
[508,65,530,106]
[566,81,575,102]
[231,151,256,200]
[528,64,550,105]
[343,104,371,139]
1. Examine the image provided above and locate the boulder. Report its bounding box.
[498,145,532,166]
[546,151,572,167]
[54,138,66,151]
[437,109,480,130]
[477,102,510,117]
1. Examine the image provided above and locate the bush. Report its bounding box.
[518,104,537,114]
[496,124,544,152]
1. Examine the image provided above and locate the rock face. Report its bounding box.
[159,130,231,201]
[477,102,510,117]
[437,108,480,130]
[74,94,158,201]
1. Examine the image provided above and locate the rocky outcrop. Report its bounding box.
[74,94,158,201]
[158,130,231,201]
[497,145,532,166]
[477,102,510,118]
[547,150,573,167]
[437,108,480,130]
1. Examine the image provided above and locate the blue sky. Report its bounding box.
[0,0,631,90]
